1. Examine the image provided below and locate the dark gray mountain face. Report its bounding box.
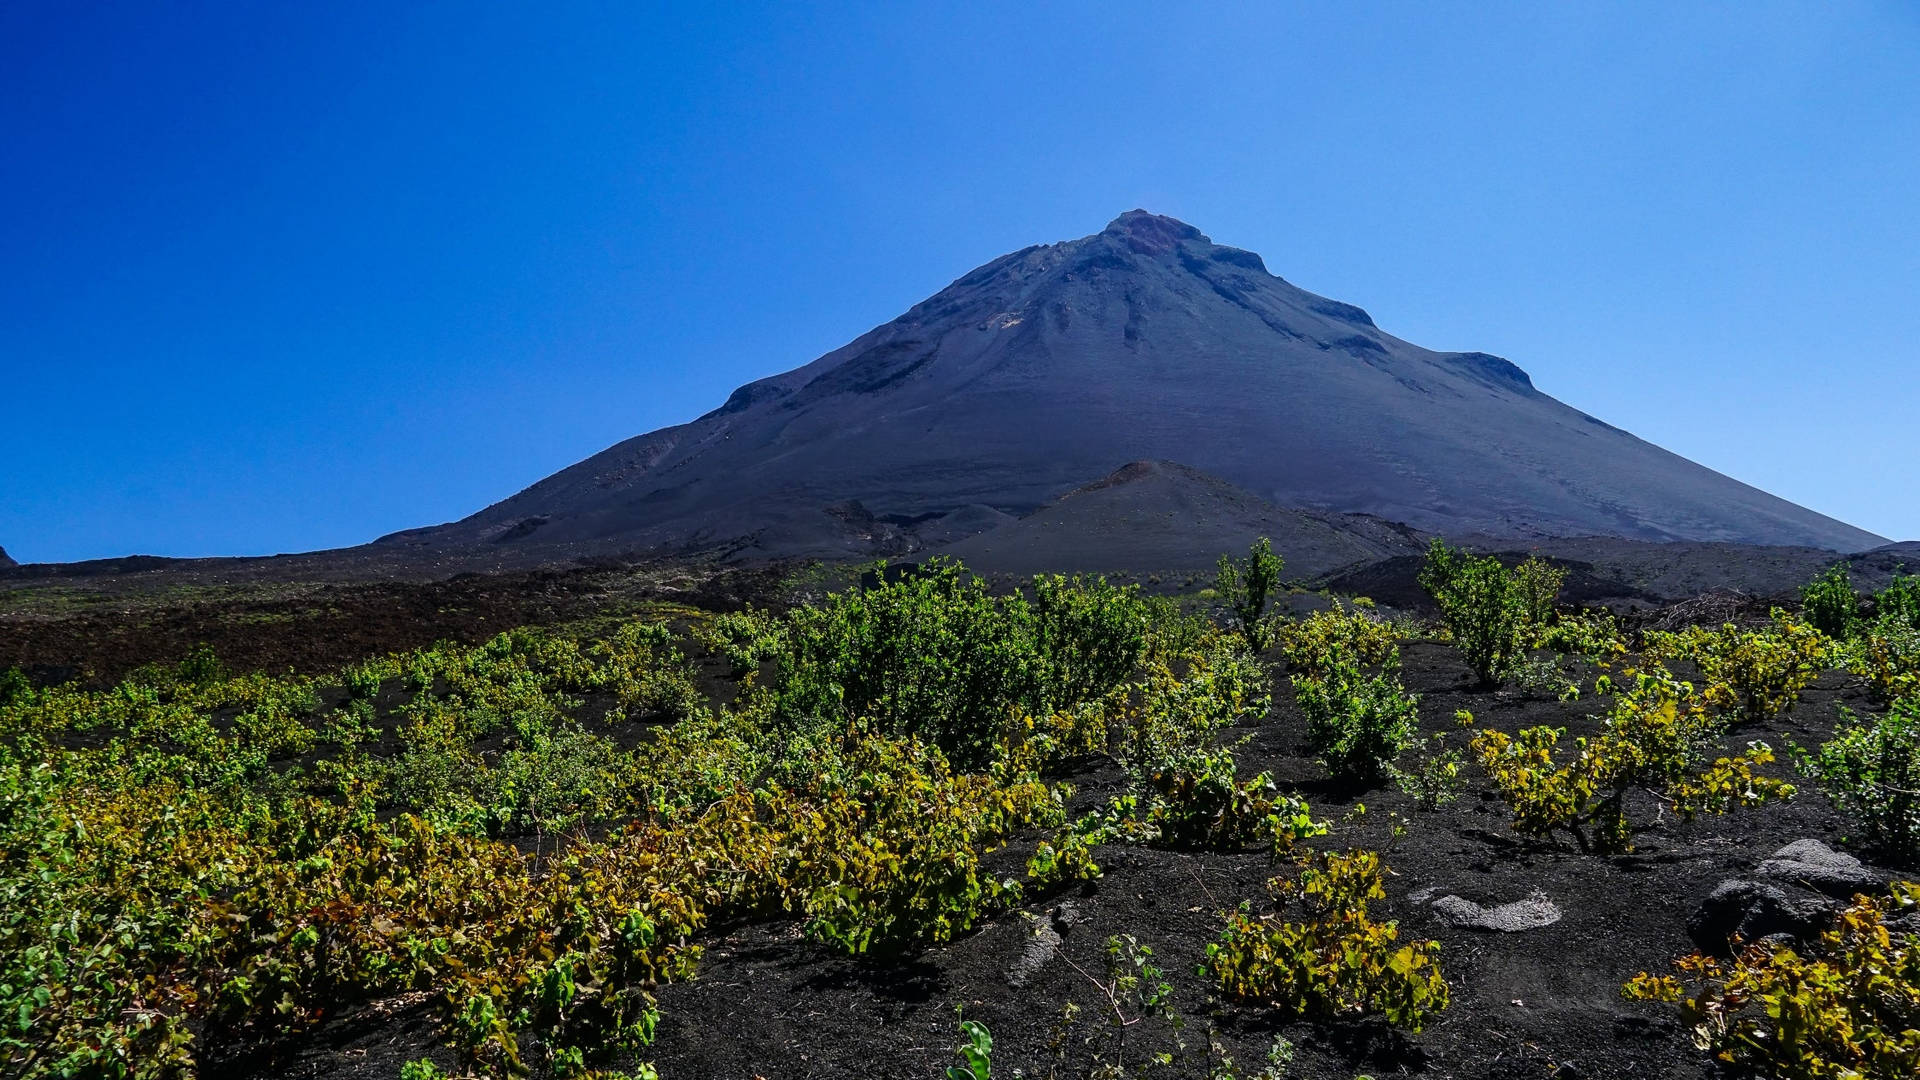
[0,548,14,569]
[412,211,1883,561]
[938,461,1428,581]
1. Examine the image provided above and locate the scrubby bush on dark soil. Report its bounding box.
[6,548,1920,1080]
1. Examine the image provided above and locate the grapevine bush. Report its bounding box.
[1275,602,1399,678]
[1624,884,1920,1079]
[1204,849,1450,1032]
[1419,540,1562,686]
[1852,620,1920,706]
[1645,611,1828,726]
[1469,667,1795,852]
[1793,696,1920,866]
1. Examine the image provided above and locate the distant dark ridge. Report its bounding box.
[0,547,14,569]
[1,553,192,579]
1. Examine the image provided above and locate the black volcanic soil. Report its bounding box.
[0,563,788,687]
[8,574,1892,1080]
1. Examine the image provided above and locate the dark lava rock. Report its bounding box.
[1688,879,1836,955]
[1757,838,1879,897]
[0,546,14,569]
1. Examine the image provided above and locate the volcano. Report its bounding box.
[396,211,1881,563]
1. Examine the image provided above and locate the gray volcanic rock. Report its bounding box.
[1758,839,1880,897]
[1430,891,1564,932]
[415,211,1883,562]
[0,548,14,569]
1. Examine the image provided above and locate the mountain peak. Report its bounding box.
[433,214,1886,559]
[1102,209,1207,254]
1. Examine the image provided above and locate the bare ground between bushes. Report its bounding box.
[0,563,791,687]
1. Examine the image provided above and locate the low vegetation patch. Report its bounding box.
[1204,849,1450,1032]
[1645,610,1827,726]
[0,560,1341,1079]
[1418,539,1564,686]
[1470,667,1795,852]
[1794,695,1920,867]
[1625,883,1920,1080]
[7,544,1913,1079]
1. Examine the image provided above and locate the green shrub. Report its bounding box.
[1802,563,1860,640]
[595,621,704,722]
[1395,735,1466,809]
[176,643,227,686]
[1513,554,1567,628]
[1025,813,1110,887]
[1215,538,1284,650]
[1471,668,1794,852]
[1794,697,1920,866]
[0,668,31,708]
[1853,620,1920,705]
[1030,573,1152,706]
[775,560,1041,768]
[1649,611,1829,725]
[1531,608,1628,661]
[1624,884,1920,1079]
[1509,653,1579,701]
[694,606,788,676]
[779,734,1062,954]
[1418,539,1528,686]
[1877,571,1920,633]
[1142,746,1325,852]
[1204,850,1449,1032]
[482,723,630,839]
[1276,602,1399,678]
[1108,636,1270,771]
[775,561,1149,769]
[1293,657,1419,782]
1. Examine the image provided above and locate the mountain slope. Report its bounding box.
[400,211,1882,560]
[937,461,1426,580]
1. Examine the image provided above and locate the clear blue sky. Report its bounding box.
[4,2,1916,563]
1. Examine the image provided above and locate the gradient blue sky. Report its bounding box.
[4,2,1916,563]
